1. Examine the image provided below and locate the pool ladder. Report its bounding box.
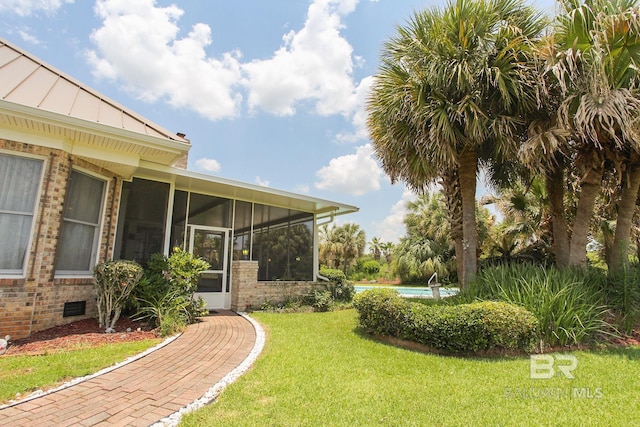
[428,272,441,300]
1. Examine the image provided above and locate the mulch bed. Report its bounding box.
[2,317,159,357]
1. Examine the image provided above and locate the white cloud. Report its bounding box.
[314,144,382,195]
[85,0,369,140]
[18,29,41,45]
[194,158,221,173]
[255,176,270,187]
[335,75,374,143]
[0,0,73,16]
[242,0,363,119]
[87,0,243,121]
[373,188,415,243]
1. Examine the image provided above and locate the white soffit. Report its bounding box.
[0,38,190,149]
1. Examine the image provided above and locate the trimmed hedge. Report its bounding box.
[353,289,537,353]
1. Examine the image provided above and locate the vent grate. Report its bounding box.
[63,301,86,317]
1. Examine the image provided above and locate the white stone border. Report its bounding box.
[152,312,266,427]
[0,334,181,410]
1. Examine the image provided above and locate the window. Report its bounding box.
[0,153,44,275]
[114,178,169,265]
[251,205,314,281]
[55,170,106,274]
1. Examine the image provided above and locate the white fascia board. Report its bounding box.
[0,99,190,158]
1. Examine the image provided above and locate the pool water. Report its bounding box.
[354,285,459,298]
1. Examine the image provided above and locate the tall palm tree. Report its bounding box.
[538,0,640,269]
[368,237,383,261]
[366,0,546,287]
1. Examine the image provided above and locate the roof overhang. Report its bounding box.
[134,161,359,218]
[0,99,190,178]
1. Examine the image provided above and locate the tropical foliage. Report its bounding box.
[132,248,209,336]
[367,0,547,287]
[367,0,640,288]
[393,193,456,283]
[319,223,366,274]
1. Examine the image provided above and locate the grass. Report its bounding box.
[181,310,640,427]
[0,339,161,404]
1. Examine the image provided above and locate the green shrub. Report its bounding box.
[604,264,640,334]
[320,267,347,283]
[135,289,190,336]
[133,248,209,333]
[93,260,143,331]
[467,264,610,347]
[320,267,355,302]
[361,260,381,275]
[305,289,334,312]
[353,289,537,353]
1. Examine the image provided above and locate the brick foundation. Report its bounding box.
[230,260,325,311]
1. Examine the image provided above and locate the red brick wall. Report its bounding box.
[230,260,325,311]
[0,140,122,339]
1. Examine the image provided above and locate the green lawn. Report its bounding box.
[181,310,640,427]
[0,339,161,404]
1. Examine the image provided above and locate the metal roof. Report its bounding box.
[0,38,188,143]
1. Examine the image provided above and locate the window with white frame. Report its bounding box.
[0,153,44,275]
[55,170,106,274]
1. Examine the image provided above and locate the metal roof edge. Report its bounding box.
[0,98,190,156]
[137,160,360,215]
[0,37,188,144]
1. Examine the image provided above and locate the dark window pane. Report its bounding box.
[114,178,169,265]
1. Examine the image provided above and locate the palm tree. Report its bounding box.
[381,242,395,264]
[366,0,546,287]
[319,223,366,274]
[368,237,383,261]
[481,176,553,260]
[538,0,640,269]
[395,192,457,283]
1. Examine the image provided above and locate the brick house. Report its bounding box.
[0,38,357,339]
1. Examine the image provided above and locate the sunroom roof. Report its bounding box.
[136,162,359,217]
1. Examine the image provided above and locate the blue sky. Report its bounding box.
[0,0,555,245]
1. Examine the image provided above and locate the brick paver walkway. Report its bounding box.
[0,310,258,427]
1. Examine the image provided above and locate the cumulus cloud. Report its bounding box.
[242,0,363,119]
[373,188,416,243]
[314,144,382,195]
[85,0,369,140]
[0,0,73,16]
[194,158,221,173]
[87,0,243,121]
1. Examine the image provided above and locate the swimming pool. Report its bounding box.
[353,285,459,298]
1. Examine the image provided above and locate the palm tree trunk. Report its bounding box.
[609,160,640,271]
[568,166,604,268]
[546,165,570,268]
[440,169,464,285]
[458,148,478,288]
